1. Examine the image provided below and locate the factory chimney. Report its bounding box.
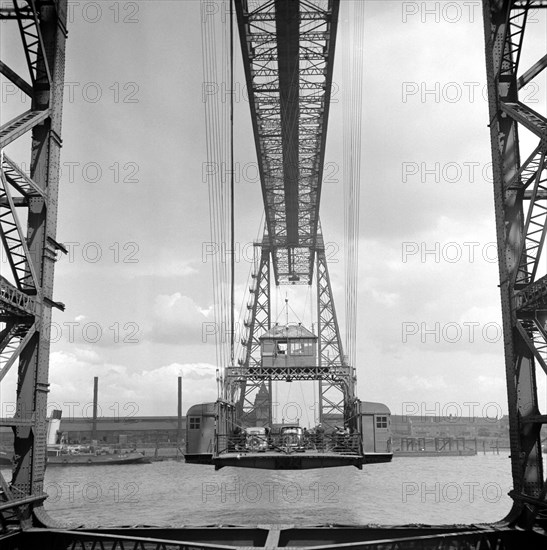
[92,376,98,442]
[178,376,183,442]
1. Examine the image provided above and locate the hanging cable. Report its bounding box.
[302,283,310,328]
[201,0,233,389]
[230,0,235,367]
[342,1,364,370]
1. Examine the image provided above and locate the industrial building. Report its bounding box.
[0,417,185,448]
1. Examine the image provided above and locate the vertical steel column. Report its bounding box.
[482,0,547,524]
[316,237,355,428]
[226,238,272,427]
[1,0,68,525]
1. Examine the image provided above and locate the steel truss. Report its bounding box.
[234,0,339,284]
[316,235,357,428]
[229,238,272,426]
[226,233,356,430]
[0,0,67,531]
[483,0,547,527]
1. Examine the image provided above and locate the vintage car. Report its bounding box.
[245,427,268,452]
[279,426,305,452]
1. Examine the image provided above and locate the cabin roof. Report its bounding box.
[359,401,391,415]
[259,324,316,340]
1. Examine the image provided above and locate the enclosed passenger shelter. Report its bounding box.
[260,323,317,371]
[358,401,392,458]
[185,400,235,465]
[185,402,216,464]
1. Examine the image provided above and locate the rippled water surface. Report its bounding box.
[1,454,516,527]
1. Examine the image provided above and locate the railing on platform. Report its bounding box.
[215,432,362,456]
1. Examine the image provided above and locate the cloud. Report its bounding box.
[73,347,102,364]
[349,215,503,357]
[476,375,506,391]
[370,289,400,307]
[147,293,211,345]
[125,257,198,280]
[395,375,448,392]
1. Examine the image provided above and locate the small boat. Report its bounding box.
[46,445,150,466]
[43,410,150,466]
[1,445,150,467]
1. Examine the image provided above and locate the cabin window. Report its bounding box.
[262,341,275,356]
[301,339,314,355]
[276,340,287,354]
[289,339,314,355]
[290,341,303,355]
[376,416,388,429]
[189,417,201,430]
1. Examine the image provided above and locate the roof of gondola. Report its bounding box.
[259,323,317,339]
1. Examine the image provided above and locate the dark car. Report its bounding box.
[279,426,305,452]
[245,427,268,452]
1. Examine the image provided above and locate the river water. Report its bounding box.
[3,453,515,527]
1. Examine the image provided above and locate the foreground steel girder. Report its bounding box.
[234,0,339,284]
[483,0,547,525]
[0,0,67,529]
[4,524,547,549]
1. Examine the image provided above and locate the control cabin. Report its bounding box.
[260,323,317,369]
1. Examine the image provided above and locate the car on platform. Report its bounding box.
[279,426,305,452]
[245,427,268,452]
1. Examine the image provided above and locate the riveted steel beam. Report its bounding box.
[0,0,68,529]
[483,0,547,527]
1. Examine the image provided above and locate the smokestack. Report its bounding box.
[177,376,182,442]
[47,410,62,445]
[92,376,98,441]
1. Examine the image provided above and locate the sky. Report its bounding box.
[1,0,546,425]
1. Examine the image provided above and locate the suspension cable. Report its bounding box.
[342,1,364,369]
[230,0,235,367]
[201,0,232,388]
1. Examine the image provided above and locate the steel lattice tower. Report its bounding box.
[227,233,357,429]
[0,0,68,527]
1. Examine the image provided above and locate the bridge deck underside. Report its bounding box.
[213,449,371,470]
[235,0,339,284]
